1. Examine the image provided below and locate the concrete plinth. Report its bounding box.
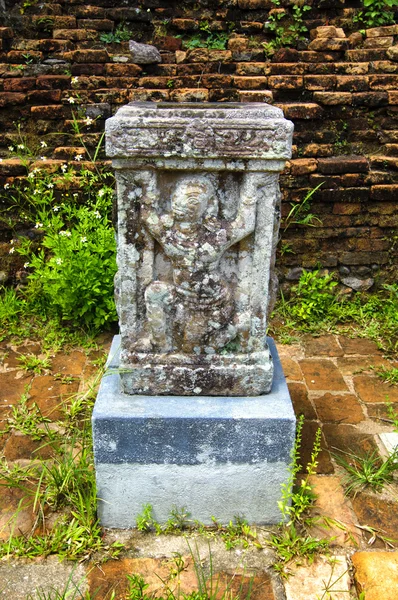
[92,336,296,528]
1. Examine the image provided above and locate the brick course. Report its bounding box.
[0,0,397,287]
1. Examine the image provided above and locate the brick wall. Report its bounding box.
[0,0,397,290]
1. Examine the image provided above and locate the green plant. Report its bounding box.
[100,24,133,44]
[354,0,398,28]
[283,183,324,231]
[181,22,230,50]
[267,416,329,575]
[3,120,117,332]
[373,365,398,386]
[211,515,261,549]
[333,448,398,496]
[17,352,52,374]
[288,270,338,323]
[264,2,312,55]
[4,387,53,441]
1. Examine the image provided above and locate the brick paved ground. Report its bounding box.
[0,333,397,599]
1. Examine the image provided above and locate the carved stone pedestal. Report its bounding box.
[93,336,296,527]
[93,102,296,526]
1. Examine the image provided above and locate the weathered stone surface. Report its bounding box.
[298,359,348,391]
[313,392,365,424]
[352,551,398,600]
[351,492,398,541]
[106,102,293,396]
[129,40,161,64]
[285,555,351,600]
[303,335,344,357]
[353,374,398,404]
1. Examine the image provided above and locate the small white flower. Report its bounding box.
[59,230,71,237]
[23,262,29,268]
[32,168,40,174]
[85,117,93,126]
[74,154,83,161]
[94,210,101,219]
[71,76,79,84]
[68,97,76,104]
[10,239,14,245]
[98,188,105,197]
[61,164,68,173]
[4,183,10,189]
[17,144,25,150]
[40,141,47,148]
[47,183,54,189]
[35,222,43,228]
[53,205,60,212]
[73,193,78,198]
[9,247,15,254]
[40,156,47,161]
[33,189,39,195]
[55,257,63,265]
[0,158,3,162]
[8,146,14,152]
[80,236,87,243]
[28,172,35,179]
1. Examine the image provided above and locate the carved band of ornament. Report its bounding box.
[110,123,292,157]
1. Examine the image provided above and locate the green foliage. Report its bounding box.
[100,24,133,44]
[283,183,324,231]
[288,270,338,323]
[181,22,230,50]
[334,448,398,496]
[4,387,53,441]
[17,352,51,374]
[373,365,398,385]
[268,416,329,576]
[2,119,117,333]
[354,0,398,27]
[387,402,398,433]
[264,3,311,56]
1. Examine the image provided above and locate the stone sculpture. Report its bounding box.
[106,102,294,396]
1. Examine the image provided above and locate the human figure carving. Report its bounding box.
[141,175,257,353]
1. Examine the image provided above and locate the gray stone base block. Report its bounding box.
[92,337,296,528]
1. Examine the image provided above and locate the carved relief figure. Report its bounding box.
[140,175,257,354]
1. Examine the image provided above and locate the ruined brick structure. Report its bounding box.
[0,0,397,291]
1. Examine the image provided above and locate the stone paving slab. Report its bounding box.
[284,555,351,600]
[0,333,397,599]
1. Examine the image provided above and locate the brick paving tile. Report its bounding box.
[279,356,303,380]
[323,423,380,457]
[29,374,80,419]
[50,350,87,376]
[308,475,360,546]
[299,420,334,474]
[303,334,344,357]
[3,431,55,461]
[288,382,317,420]
[367,403,393,421]
[313,392,365,424]
[87,557,277,600]
[352,551,398,600]
[1,370,32,404]
[338,336,382,355]
[299,359,348,391]
[351,491,398,542]
[336,355,391,376]
[284,555,351,600]
[353,374,398,404]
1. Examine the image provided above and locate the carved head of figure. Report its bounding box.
[171,176,217,223]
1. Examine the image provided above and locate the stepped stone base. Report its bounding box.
[92,336,295,528]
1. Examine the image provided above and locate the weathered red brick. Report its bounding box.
[268,75,303,89]
[233,75,267,89]
[236,62,266,76]
[30,105,68,119]
[308,38,348,51]
[53,29,94,41]
[170,88,209,102]
[129,89,170,102]
[65,49,109,63]
[104,63,142,77]
[0,27,13,39]
[268,63,306,75]
[313,91,352,105]
[0,92,26,106]
[364,36,394,48]
[275,103,324,119]
[77,19,113,31]
[341,251,389,265]
[52,16,77,29]
[370,184,398,200]
[304,75,336,90]
[318,156,369,174]
[171,18,198,31]
[3,77,35,91]
[238,90,273,102]
[106,7,150,21]
[155,36,182,52]
[366,25,397,37]
[7,50,43,63]
[201,74,233,88]
[346,49,388,61]
[238,0,273,7]
[288,158,318,176]
[311,26,346,39]
[336,75,369,91]
[36,75,71,90]
[71,64,105,76]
